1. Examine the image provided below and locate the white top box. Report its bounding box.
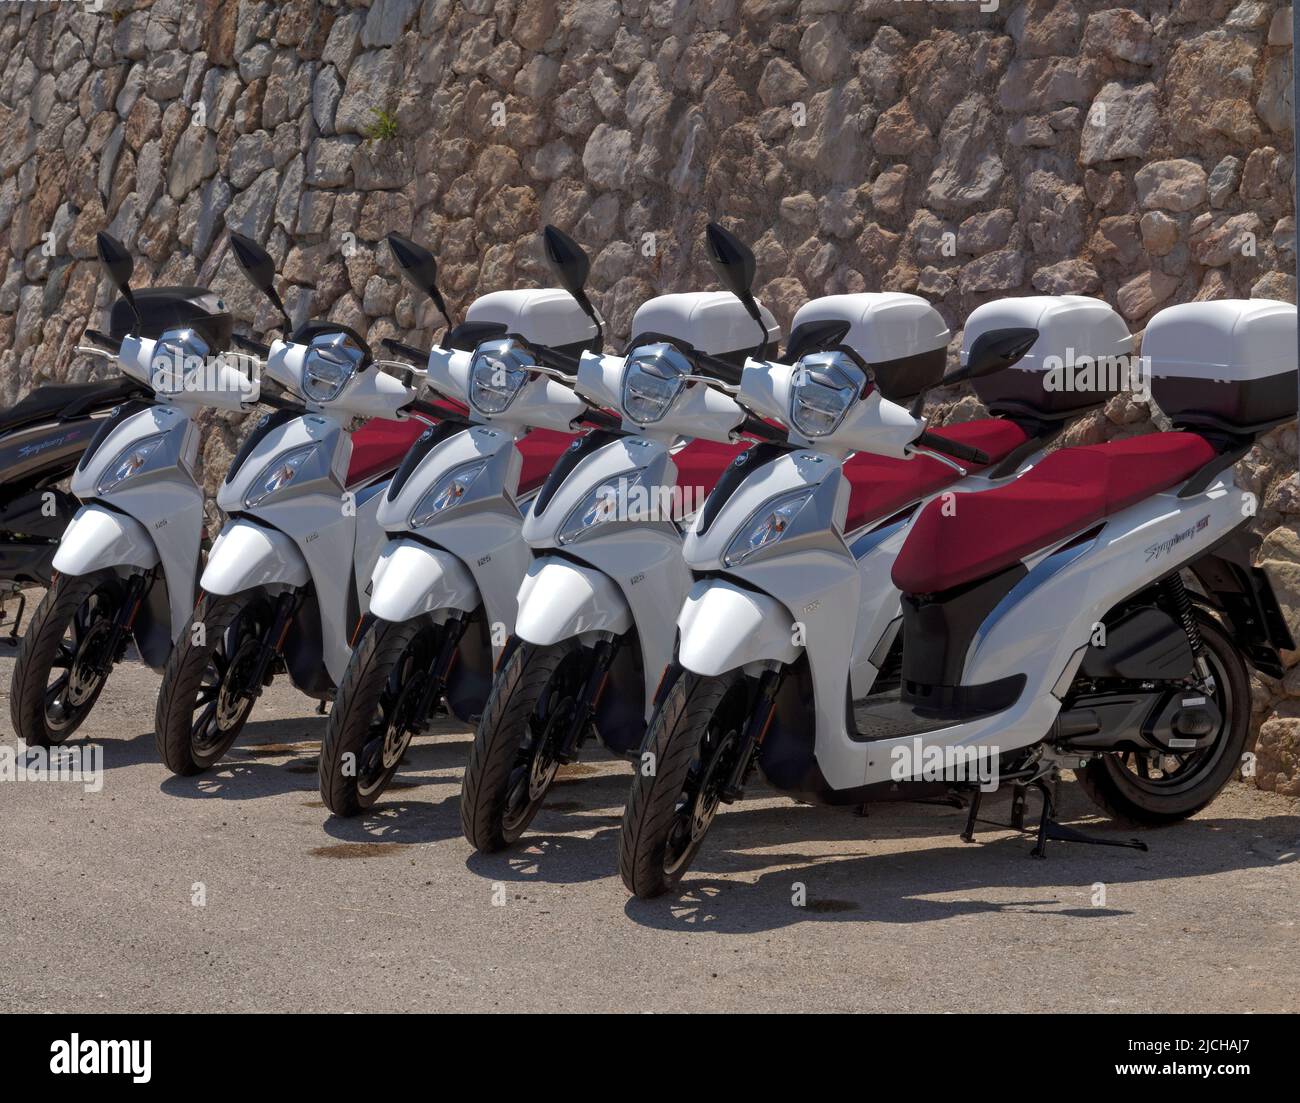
[962,295,1133,368]
[466,288,598,349]
[793,292,950,362]
[630,291,779,357]
[1143,299,1297,381]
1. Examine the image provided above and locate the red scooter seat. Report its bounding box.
[843,418,1030,533]
[347,417,429,488]
[892,431,1217,594]
[518,428,582,495]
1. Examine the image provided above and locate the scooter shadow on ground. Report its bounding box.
[620,789,1299,933]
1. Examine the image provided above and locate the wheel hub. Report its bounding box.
[689,730,737,841]
[215,639,260,731]
[65,620,112,707]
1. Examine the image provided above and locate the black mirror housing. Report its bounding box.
[543,224,602,344]
[784,319,852,364]
[949,327,1040,385]
[229,231,290,329]
[387,233,450,327]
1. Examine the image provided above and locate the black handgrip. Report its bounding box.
[581,408,622,431]
[84,328,119,351]
[739,416,784,443]
[402,397,467,422]
[232,334,271,358]
[382,337,430,363]
[915,429,989,466]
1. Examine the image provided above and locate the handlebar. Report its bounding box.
[381,337,430,364]
[231,333,272,358]
[914,429,990,466]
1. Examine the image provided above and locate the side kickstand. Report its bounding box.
[1028,779,1148,859]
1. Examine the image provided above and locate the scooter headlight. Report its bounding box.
[409,459,488,527]
[303,331,365,402]
[469,338,533,415]
[558,467,651,544]
[788,351,868,439]
[96,433,169,494]
[150,327,211,395]
[245,443,322,508]
[621,342,691,424]
[723,488,815,566]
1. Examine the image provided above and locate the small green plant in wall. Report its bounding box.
[366,108,399,142]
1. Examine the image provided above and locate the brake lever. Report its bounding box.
[75,346,117,361]
[905,445,968,478]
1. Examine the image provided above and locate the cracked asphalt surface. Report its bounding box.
[2,645,1298,1013]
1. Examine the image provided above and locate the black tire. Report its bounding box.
[1075,612,1251,826]
[319,617,437,816]
[618,671,748,899]
[10,572,124,747]
[153,590,270,776]
[460,640,582,852]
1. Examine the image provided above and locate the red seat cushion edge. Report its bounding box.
[891,431,1218,595]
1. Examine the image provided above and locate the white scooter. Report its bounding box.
[152,234,421,775]
[458,227,783,852]
[317,227,615,815]
[9,232,261,747]
[619,290,1295,897]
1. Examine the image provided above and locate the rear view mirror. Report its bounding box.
[229,231,291,330]
[96,231,140,332]
[947,327,1039,385]
[388,233,451,327]
[784,319,851,364]
[543,225,602,344]
[705,222,769,360]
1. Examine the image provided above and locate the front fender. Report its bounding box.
[52,504,160,576]
[201,518,309,595]
[514,557,632,645]
[369,539,479,623]
[677,578,802,676]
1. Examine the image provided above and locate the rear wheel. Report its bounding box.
[153,591,272,775]
[619,671,749,899]
[460,640,585,852]
[319,617,442,816]
[10,572,125,747]
[1075,612,1250,825]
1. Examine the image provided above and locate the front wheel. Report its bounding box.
[153,590,272,775]
[319,617,442,816]
[9,572,126,747]
[618,671,750,899]
[460,640,585,852]
[1075,611,1251,825]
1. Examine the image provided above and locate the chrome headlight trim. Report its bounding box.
[788,350,867,439]
[468,338,534,416]
[620,342,691,425]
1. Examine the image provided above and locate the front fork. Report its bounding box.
[89,571,151,675]
[719,667,782,803]
[236,590,299,704]
[557,634,620,765]
[409,613,471,732]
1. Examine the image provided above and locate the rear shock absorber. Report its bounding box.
[1161,572,1204,657]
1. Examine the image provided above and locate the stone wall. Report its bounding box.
[1,0,1299,790]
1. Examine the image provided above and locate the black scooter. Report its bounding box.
[0,365,146,642]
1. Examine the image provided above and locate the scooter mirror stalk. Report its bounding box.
[543,224,603,345]
[229,231,292,332]
[705,221,769,362]
[947,327,1040,386]
[387,233,453,329]
[95,231,141,334]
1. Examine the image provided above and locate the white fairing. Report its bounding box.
[373,421,531,656]
[118,334,260,412]
[265,338,413,419]
[676,579,801,675]
[368,540,479,622]
[64,402,206,646]
[426,346,588,434]
[576,349,746,444]
[201,517,310,592]
[53,504,160,574]
[514,558,633,643]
